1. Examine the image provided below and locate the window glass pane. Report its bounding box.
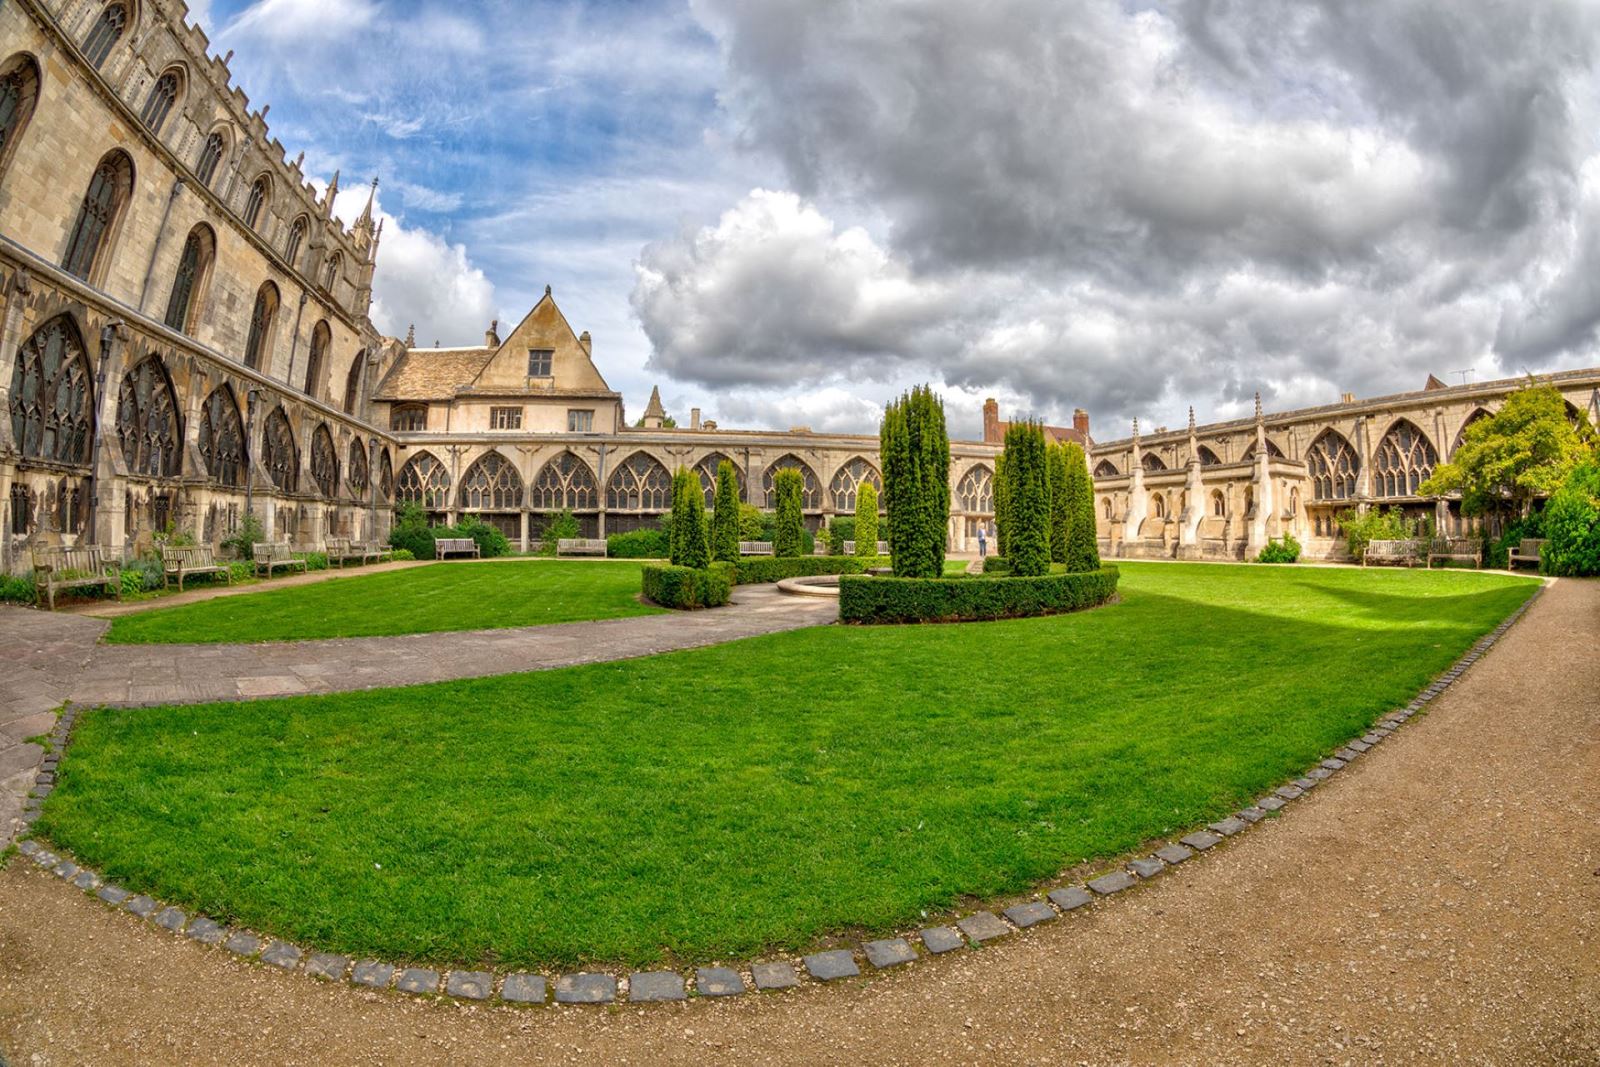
[527,349,553,377]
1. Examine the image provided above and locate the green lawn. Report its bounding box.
[103,561,661,644]
[46,563,1536,969]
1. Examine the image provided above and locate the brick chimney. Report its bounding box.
[1073,408,1090,438]
[983,398,1001,444]
[690,407,702,430]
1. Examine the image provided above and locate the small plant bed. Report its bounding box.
[840,566,1119,624]
[103,561,661,644]
[39,563,1535,972]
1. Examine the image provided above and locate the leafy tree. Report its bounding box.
[539,509,580,557]
[1336,506,1432,560]
[711,460,741,564]
[1061,442,1102,572]
[224,511,266,560]
[881,385,951,578]
[1047,443,1070,564]
[1002,421,1051,576]
[855,481,880,558]
[670,469,709,568]
[1540,463,1600,576]
[772,468,806,558]
[1421,384,1595,518]
[738,503,766,541]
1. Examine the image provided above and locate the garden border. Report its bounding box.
[10,584,1546,1008]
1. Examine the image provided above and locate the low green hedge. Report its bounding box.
[839,566,1120,624]
[642,563,733,609]
[734,555,889,585]
[608,528,669,559]
[982,556,1012,574]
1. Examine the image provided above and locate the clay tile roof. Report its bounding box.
[373,347,495,401]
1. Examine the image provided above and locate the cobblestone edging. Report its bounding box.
[10,586,1545,1008]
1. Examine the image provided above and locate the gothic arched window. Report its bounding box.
[8,315,93,466]
[82,4,128,69]
[606,452,672,511]
[1453,409,1491,456]
[1094,460,1119,478]
[310,424,339,498]
[1210,490,1226,518]
[1242,438,1286,462]
[195,131,225,186]
[0,55,42,177]
[197,385,245,487]
[284,215,307,268]
[140,71,180,135]
[1307,430,1359,501]
[63,150,133,280]
[693,453,743,509]
[243,282,278,370]
[323,252,342,293]
[1373,420,1438,498]
[460,452,523,510]
[1141,452,1167,473]
[347,439,370,498]
[377,448,394,501]
[532,451,597,511]
[829,456,882,512]
[304,321,329,398]
[262,406,298,492]
[762,455,820,509]
[396,452,450,508]
[116,356,181,478]
[1197,446,1222,467]
[342,352,364,414]
[243,175,269,230]
[956,464,994,513]
[163,225,213,334]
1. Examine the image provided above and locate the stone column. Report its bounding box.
[91,321,130,557]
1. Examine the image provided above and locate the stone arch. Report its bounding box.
[138,64,184,136]
[162,223,215,334]
[396,450,449,509]
[762,454,820,510]
[459,450,523,511]
[1141,452,1167,473]
[829,456,882,512]
[693,452,744,509]
[346,438,370,498]
[607,451,673,512]
[304,320,330,398]
[1196,445,1222,467]
[62,148,134,282]
[262,405,298,492]
[1306,429,1359,501]
[1210,488,1226,518]
[243,280,279,371]
[955,464,994,514]
[197,384,245,487]
[1453,407,1491,455]
[310,423,339,499]
[1094,459,1120,478]
[1373,418,1439,498]
[341,349,364,415]
[116,353,181,478]
[1101,496,1114,521]
[0,53,43,179]
[1242,437,1285,462]
[531,450,598,511]
[9,313,94,467]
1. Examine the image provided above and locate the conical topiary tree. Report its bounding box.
[1062,442,1102,572]
[772,468,805,558]
[1047,442,1070,564]
[670,468,710,568]
[881,385,950,578]
[711,460,741,564]
[993,452,1011,558]
[855,481,879,558]
[1002,420,1050,576]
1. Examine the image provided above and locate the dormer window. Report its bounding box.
[527,349,553,377]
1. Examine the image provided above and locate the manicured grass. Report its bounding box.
[47,564,1536,969]
[103,561,662,644]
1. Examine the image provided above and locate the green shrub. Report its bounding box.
[608,527,669,558]
[855,482,880,558]
[123,557,164,592]
[840,566,1120,624]
[539,509,581,557]
[1256,534,1302,564]
[1540,463,1600,576]
[389,548,416,562]
[440,515,512,559]
[881,384,950,578]
[1338,506,1432,560]
[641,563,733,609]
[827,515,855,555]
[1483,513,1544,569]
[671,469,711,568]
[1001,421,1051,576]
[227,560,254,584]
[120,569,143,597]
[1061,443,1101,572]
[390,504,437,560]
[772,469,806,558]
[301,552,330,572]
[733,555,872,585]
[222,511,265,560]
[0,573,37,605]
[712,461,741,564]
[982,555,1012,575]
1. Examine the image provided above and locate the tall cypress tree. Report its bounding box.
[1061,442,1102,572]
[1047,442,1070,564]
[993,452,1011,558]
[711,460,741,564]
[670,469,709,568]
[772,468,805,558]
[1003,421,1051,576]
[855,481,879,558]
[880,385,950,578]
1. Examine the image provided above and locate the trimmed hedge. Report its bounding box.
[839,566,1120,624]
[641,563,733,609]
[608,527,670,558]
[982,556,1012,574]
[734,555,885,585]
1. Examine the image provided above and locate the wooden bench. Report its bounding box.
[1427,538,1482,569]
[843,540,890,556]
[557,538,608,557]
[31,546,121,611]
[738,541,774,556]
[1362,539,1421,567]
[253,541,310,578]
[435,537,481,560]
[161,545,232,592]
[323,537,369,568]
[1508,538,1546,569]
[353,540,394,564]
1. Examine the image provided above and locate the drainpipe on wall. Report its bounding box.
[137,180,185,315]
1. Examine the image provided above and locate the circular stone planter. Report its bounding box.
[777,575,842,598]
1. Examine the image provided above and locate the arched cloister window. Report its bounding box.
[607,452,672,511]
[116,355,180,477]
[342,351,364,414]
[347,439,370,498]
[243,281,278,371]
[309,424,339,498]
[63,150,133,281]
[377,448,394,501]
[304,320,329,398]
[195,131,226,187]
[1242,438,1285,462]
[460,451,523,510]
[1094,459,1119,478]
[1373,419,1438,498]
[1210,489,1226,518]
[762,455,820,509]
[1102,497,1113,521]
[8,315,93,466]
[284,215,308,268]
[1307,430,1359,501]
[396,451,449,508]
[243,175,269,230]
[1453,408,1491,456]
[140,70,180,135]
[1197,446,1222,467]
[82,4,128,69]
[830,456,882,512]
[532,450,597,510]
[1141,452,1167,473]
[323,252,342,293]
[197,385,245,487]
[693,452,743,509]
[0,54,43,178]
[956,464,994,513]
[162,224,214,334]
[262,406,297,492]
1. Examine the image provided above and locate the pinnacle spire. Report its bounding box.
[356,176,378,229]
[1254,392,1263,422]
[404,324,415,348]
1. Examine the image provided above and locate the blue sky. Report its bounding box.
[191,0,1600,439]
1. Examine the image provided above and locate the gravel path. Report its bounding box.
[1,580,1596,1065]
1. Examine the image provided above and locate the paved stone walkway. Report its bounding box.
[0,583,835,845]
